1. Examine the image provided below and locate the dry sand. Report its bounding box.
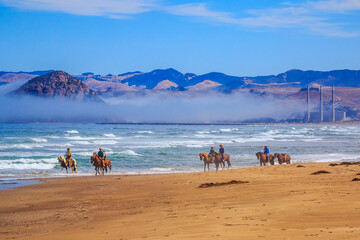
[1,162,360,240]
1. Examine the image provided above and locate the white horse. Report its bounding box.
[57,156,78,173]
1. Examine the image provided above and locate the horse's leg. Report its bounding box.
[204,161,206,172]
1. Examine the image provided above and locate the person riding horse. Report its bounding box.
[264,145,270,161]
[219,144,225,163]
[98,147,105,167]
[208,146,215,162]
[65,148,72,166]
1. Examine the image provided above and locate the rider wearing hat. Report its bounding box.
[98,147,105,167]
[263,145,270,161]
[219,144,225,162]
[209,146,215,156]
[65,148,72,166]
[208,146,215,163]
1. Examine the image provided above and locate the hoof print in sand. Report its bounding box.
[199,180,249,188]
[311,170,330,175]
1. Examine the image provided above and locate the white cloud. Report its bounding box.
[164,3,238,24]
[309,0,360,12]
[0,0,157,17]
[1,0,359,37]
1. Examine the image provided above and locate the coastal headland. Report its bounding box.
[1,162,360,240]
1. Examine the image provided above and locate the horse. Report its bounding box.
[199,153,213,172]
[90,152,103,175]
[274,153,291,164]
[256,152,274,166]
[57,156,78,173]
[211,152,231,171]
[103,158,112,173]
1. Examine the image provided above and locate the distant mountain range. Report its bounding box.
[1,68,360,93]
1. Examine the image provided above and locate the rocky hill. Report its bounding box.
[12,71,102,102]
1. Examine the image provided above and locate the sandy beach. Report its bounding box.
[1,162,360,240]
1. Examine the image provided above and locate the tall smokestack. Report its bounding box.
[320,86,323,122]
[307,86,310,122]
[332,86,335,122]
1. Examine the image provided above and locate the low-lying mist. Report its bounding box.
[0,82,306,123]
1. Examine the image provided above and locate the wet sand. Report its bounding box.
[1,162,360,240]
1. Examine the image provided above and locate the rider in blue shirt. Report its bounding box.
[263,145,269,161]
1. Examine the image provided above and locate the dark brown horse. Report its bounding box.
[199,153,213,172]
[274,153,291,164]
[256,152,274,166]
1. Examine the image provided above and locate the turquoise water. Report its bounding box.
[1,123,360,178]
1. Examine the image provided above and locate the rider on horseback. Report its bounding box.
[263,145,269,161]
[219,144,225,163]
[98,147,105,167]
[209,146,215,163]
[65,148,72,166]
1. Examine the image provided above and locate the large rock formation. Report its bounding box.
[12,71,102,102]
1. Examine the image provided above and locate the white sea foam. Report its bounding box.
[95,140,118,145]
[0,163,56,170]
[0,143,44,150]
[66,130,79,134]
[0,158,57,170]
[149,167,174,172]
[65,136,96,140]
[1,158,57,164]
[103,133,116,138]
[70,141,92,145]
[220,128,239,132]
[117,150,142,156]
[30,138,48,143]
[136,131,153,134]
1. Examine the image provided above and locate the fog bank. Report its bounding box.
[0,83,305,123]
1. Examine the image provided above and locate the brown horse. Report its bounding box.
[256,152,274,166]
[210,152,231,171]
[103,158,112,173]
[90,153,103,175]
[57,156,78,173]
[90,153,112,175]
[199,153,213,172]
[274,153,291,164]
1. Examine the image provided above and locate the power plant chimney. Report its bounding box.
[332,86,335,122]
[320,86,323,122]
[307,86,310,122]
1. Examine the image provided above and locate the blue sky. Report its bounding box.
[1,0,360,76]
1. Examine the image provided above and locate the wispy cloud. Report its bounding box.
[0,0,157,17]
[1,0,359,37]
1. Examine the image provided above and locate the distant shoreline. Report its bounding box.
[2,121,360,126]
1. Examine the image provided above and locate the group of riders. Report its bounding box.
[64,147,107,168]
[208,144,225,163]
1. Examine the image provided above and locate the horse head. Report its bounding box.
[58,156,65,164]
[199,153,203,161]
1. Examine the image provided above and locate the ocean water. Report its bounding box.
[1,123,360,179]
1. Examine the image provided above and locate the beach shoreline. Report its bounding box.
[1,162,360,240]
